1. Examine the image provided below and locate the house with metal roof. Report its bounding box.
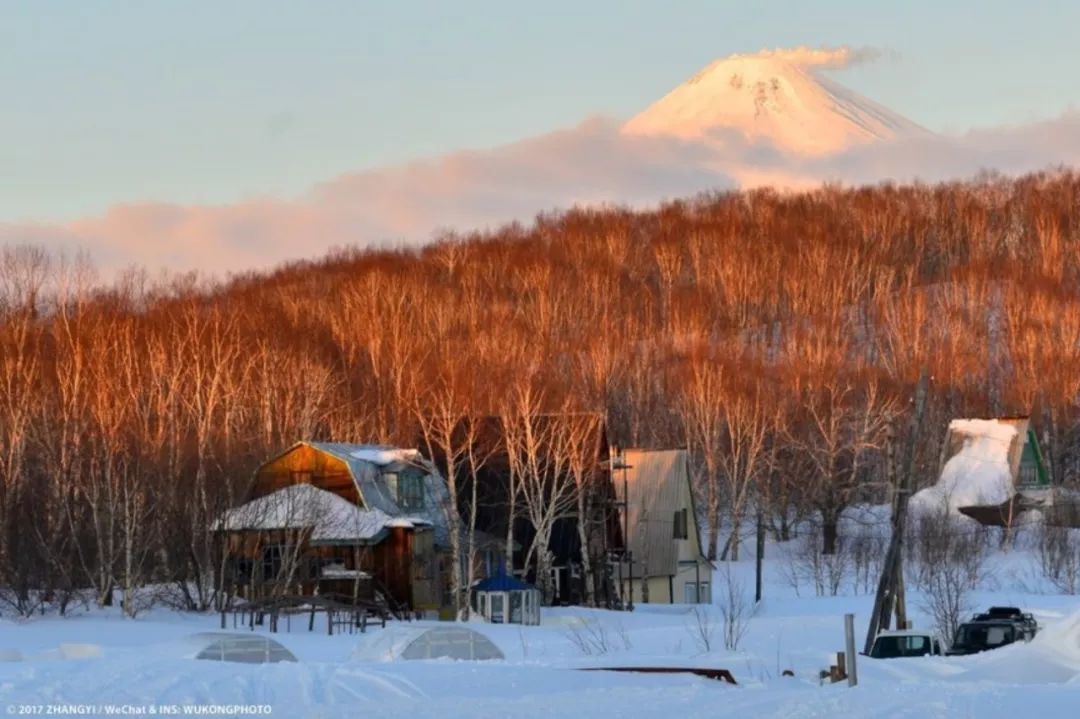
[216,441,452,616]
[615,448,713,605]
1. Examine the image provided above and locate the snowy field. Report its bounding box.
[4,539,1080,719]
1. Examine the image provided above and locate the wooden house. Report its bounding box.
[615,449,713,605]
[215,442,452,616]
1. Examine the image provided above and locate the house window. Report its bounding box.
[230,557,253,583]
[684,581,711,604]
[262,545,288,581]
[397,470,425,511]
[673,508,688,539]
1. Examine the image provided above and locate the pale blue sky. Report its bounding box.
[3,0,1078,222]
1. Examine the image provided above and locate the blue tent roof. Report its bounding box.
[474,566,536,592]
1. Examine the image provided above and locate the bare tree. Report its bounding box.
[679,351,725,560]
[717,562,752,651]
[501,387,578,603]
[715,375,777,560]
[562,412,605,606]
[911,508,987,642]
[413,355,479,618]
[0,246,49,613]
[788,375,896,554]
[685,605,717,653]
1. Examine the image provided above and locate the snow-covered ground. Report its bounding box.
[3,544,1080,718]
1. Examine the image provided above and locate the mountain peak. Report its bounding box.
[623,48,925,156]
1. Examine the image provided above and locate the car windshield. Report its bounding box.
[870,635,931,658]
[955,624,1015,648]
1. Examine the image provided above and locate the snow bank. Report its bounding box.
[1031,609,1080,660]
[911,419,1017,514]
[214,484,394,542]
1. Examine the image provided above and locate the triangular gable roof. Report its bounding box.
[620,448,710,577]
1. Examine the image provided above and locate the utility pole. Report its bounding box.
[611,451,634,611]
[623,457,634,611]
[755,504,765,604]
[865,369,929,653]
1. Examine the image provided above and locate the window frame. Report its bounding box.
[673,508,688,539]
[396,469,426,511]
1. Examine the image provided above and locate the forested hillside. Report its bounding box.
[2,170,1080,612]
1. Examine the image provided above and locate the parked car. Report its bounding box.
[946,606,1038,656]
[867,629,945,659]
[970,606,1038,635]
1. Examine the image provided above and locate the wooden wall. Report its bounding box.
[249,444,360,504]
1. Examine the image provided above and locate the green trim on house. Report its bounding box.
[1020,429,1051,487]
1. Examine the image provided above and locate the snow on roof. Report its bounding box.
[911,419,1019,514]
[385,517,432,529]
[347,446,422,466]
[876,629,940,638]
[306,442,449,543]
[214,484,394,544]
[305,442,423,474]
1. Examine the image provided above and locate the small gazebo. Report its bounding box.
[472,567,541,625]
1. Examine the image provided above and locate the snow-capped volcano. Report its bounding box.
[624,47,926,156]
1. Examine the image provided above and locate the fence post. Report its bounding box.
[844,613,858,687]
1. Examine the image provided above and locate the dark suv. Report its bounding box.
[946,606,1038,656]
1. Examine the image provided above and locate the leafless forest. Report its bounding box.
[2,170,1080,614]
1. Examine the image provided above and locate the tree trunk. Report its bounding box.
[575,490,595,607]
[822,516,839,556]
[729,516,742,561]
[706,488,720,561]
[504,475,517,571]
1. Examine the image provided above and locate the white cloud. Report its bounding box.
[4,107,1080,277]
[740,45,884,69]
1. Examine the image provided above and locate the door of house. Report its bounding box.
[489,593,505,623]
